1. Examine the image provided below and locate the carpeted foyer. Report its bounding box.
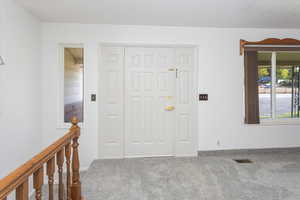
[81,151,300,200]
[32,151,300,200]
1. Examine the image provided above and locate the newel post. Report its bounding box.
[70,117,83,200]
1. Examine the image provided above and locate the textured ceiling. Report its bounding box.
[16,0,300,28]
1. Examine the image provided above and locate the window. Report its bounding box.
[63,47,84,123]
[257,51,300,121]
[241,38,300,124]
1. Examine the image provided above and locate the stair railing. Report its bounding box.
[0,117,83,200]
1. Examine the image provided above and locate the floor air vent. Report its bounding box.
[233,159,253,164]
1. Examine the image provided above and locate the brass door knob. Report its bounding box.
[165,105,175,111]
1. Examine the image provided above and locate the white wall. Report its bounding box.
[0,0,42,178]
[41,23,300,169]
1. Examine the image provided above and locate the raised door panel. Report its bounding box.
[99,47,124,158]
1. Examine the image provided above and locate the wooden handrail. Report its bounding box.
[0,117,83,200]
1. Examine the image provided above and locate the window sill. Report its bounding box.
[260,118,300,126]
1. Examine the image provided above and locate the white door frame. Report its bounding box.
[98,43,199,158]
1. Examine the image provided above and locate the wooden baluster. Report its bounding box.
[16,179,29,200]
[57,149,65,200]
[65,143,71,200]
[70,117,82,200]
[33,167,44,200]
[46,157,55,200]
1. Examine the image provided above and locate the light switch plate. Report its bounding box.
[199,94,208,101]
[91,94,96,102]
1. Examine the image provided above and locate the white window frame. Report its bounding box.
[260,51,300,125]
[57,43,84,129]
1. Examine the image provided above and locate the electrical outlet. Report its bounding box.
[0,56,5,65]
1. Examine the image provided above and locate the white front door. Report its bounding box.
[125,47,176,157]
[98,46,197,158]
